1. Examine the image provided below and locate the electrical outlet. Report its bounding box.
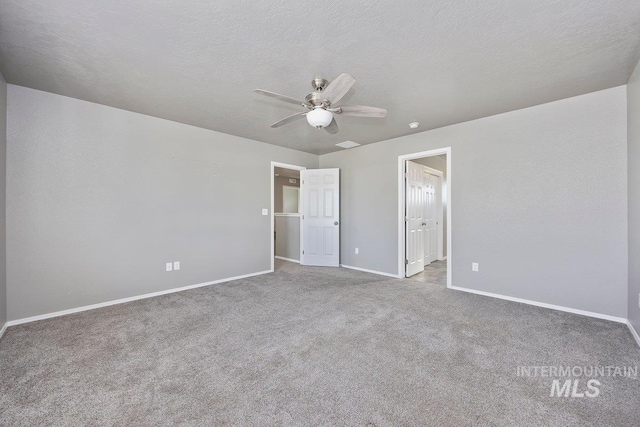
[174,261,180,271]
[355,248,359,254]
[166,262,173,272]
[262,208,268,215]
[472,262,479,272]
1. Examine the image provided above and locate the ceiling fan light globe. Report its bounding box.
[306,107,333,128]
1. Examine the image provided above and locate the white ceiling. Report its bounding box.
[1,0,639,155]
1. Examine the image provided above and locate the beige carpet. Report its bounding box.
[0,259,638,426]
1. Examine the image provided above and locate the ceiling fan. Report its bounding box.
[254,73,387,134]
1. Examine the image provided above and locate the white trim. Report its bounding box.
[275,256,300,264]
[271,162,307,273]
[627,320,640,348]
[398,147,452,289]
[341,264,403,279]
[449,285,627,323]
[0,322,7,340]
[6,270,272,327]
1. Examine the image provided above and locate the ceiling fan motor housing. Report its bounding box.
[305,92,330,107]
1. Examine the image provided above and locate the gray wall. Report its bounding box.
[275,215,300,261]
[628,59,640,333]
[320,87,628,318]
[413,155,448,256]
[6,85,318,321]
[0,72,6,330]
[274,175,299,213]
[2,82,632,323]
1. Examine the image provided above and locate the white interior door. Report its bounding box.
[301,168,340,267]
[424,173,438,266]
[405,161,425,277]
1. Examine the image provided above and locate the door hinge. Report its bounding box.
[404,216,408,222]
[404,172,408,178]
[302,215,304,220]
[405,259,409,265]
[302,250,304,255]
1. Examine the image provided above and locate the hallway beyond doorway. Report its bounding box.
[410,260,446,286]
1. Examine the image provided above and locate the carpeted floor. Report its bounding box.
[1,259,638,426]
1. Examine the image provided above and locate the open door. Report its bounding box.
[405,161,425,277]
[300,168,340,267]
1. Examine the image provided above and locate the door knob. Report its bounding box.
[334,221,339,226]
[422,222,426,225]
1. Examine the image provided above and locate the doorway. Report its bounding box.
[271,162,306,272]
[398,148,451,288]
[270,162,341,271]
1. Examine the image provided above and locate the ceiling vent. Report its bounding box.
[335,141,360,149]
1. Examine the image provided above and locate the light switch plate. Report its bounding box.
[355,248,359,254]
[174,261,180,270]
[472,262,479,272]
[166,262,173,272]
[262,208,268,215]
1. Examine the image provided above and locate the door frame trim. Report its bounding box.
[397,148,452,288]
[271,161,307,272]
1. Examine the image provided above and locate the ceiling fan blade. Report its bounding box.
[270,112,307,128]
[321,73,355,106]
[335,105,387,118]
[324,118,339,134]
[254,89,308,107]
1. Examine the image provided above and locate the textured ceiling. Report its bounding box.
[1,1,639,155]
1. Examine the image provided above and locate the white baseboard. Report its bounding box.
[275,256,300,264]
[0,322,7,340]
[6,269,272,327]
[449,285,627,324]
[341,264,402,279]
[627,320,640,348]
